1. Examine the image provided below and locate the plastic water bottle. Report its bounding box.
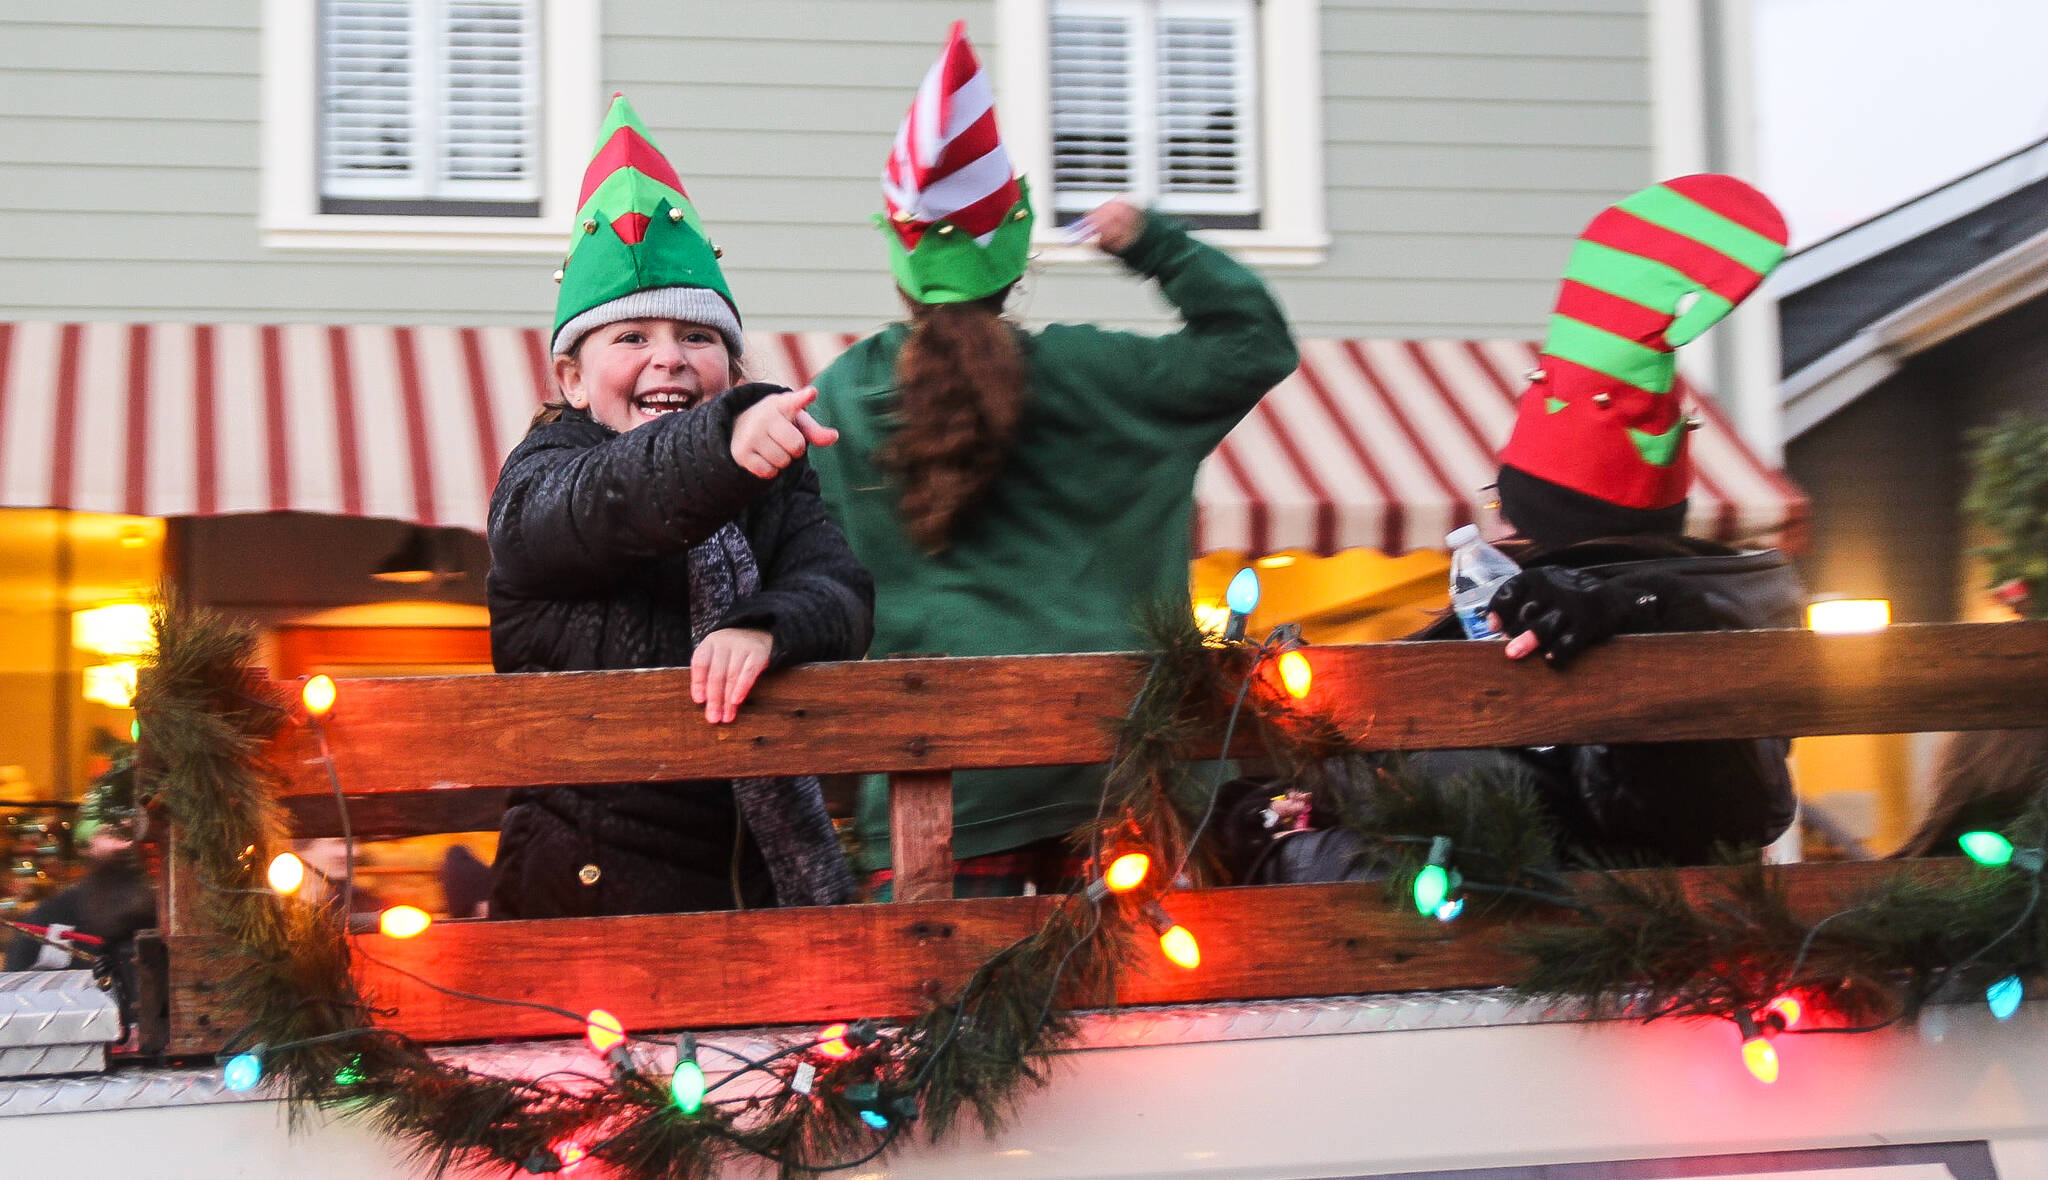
[1447,524,1519,641]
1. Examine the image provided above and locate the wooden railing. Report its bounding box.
[150,623,2048,1054]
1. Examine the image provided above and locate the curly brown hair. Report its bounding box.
[879,290,1027,553]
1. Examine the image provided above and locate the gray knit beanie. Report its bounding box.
[550,285,745,358]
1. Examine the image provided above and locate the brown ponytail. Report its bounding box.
[879,290,1027,552]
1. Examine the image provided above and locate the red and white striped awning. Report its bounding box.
[0,323,1805,555]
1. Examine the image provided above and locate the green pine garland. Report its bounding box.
[138,596,2047,1178]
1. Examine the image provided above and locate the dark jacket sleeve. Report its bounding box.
[718,455,876,668]
[488,385,783,599]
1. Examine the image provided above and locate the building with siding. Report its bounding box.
[0,0,1790,806]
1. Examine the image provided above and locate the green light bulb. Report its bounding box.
[671,1032,705,1115]
[1413,864,1449,915]
[334,1055,364,1086]
[1960,831,2016,867]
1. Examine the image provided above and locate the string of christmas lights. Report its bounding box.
[133,581,2048,1179]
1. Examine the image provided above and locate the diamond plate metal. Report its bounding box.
[0,971,121,1049]
[0,1043,105,1078]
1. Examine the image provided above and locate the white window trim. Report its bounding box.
[998,0,1327,267]
[260,0,599,254]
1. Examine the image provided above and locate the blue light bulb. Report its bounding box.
[1987,975,2024,1020]
[1225,567,1260,615]
[222,1051,264,1092]
[859,1109,891,1130]
[1433,897,1465,923]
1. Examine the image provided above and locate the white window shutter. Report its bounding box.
[1050,7,1146,213]
[1048,0,1260,221]
[319,0,540,205]
[1156,6,1258,214]
[441,0,540,197]
[322,0,418,196]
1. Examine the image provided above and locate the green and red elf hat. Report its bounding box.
[551,94,742,357]
[1497,174,1788,511]
[878,21,1034,304]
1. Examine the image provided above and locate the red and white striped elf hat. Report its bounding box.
[879,21,1035,304]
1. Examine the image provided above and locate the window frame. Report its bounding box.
[998,0,1327,266]
[260,0,598,253]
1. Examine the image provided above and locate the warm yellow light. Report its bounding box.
[82,662,140,708]
[585,1009,626,1054]
[72,603,154,657]
[1158,924,1201,970]
[1104,851,1151,893]
[1277,650,1312,699]
[1254,553,1297,569]
[378,905,432,939]
[1741,1035,1780,1084]
[266,853,306,895]
[1191,602,1232,638]
[816,1022,853,1059]
[1806,598,1890,634]
[301,674,338,717]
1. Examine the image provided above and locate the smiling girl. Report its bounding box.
[484,97,873,918]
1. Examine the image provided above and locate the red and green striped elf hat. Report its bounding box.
[877,22,1034,304]
[1498,174,1787,511]
[551,94,741,357]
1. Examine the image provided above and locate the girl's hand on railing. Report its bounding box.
[691,627,775,723]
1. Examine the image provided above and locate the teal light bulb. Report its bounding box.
[1412,864,1449,915]
[222,1052,264,1092]
[1225,567,1260,615]
[1960,831,2016,867]
[1987,975,2024,1020]
[1433,897,1465,923]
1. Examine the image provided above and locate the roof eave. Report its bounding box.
[1782,226,2048,440]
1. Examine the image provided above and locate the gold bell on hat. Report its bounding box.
[669,207,685,223]
[1592,392,1612,406]
[1524,368,1547,383]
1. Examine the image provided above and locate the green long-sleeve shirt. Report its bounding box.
[809,213,1298,866]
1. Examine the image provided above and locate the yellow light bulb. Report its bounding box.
[378,905,431,939]
[1278,650,1312,699]
[266,852,305,895]
[301,674,338,717]
[1158,924,1201,970]
[585,1009,626,1054]
[1741,1035,1779,1084]
[1104,852,1151,893]
[817,1022,853,1059]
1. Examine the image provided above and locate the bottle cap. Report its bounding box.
[1446,524,1479,548]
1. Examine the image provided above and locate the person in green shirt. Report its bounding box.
[806,24,1298,896]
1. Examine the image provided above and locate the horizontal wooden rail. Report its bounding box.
[269,622,2047,808]
[159,861,1955,1054]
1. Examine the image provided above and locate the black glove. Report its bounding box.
[1487,566,1671,670]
